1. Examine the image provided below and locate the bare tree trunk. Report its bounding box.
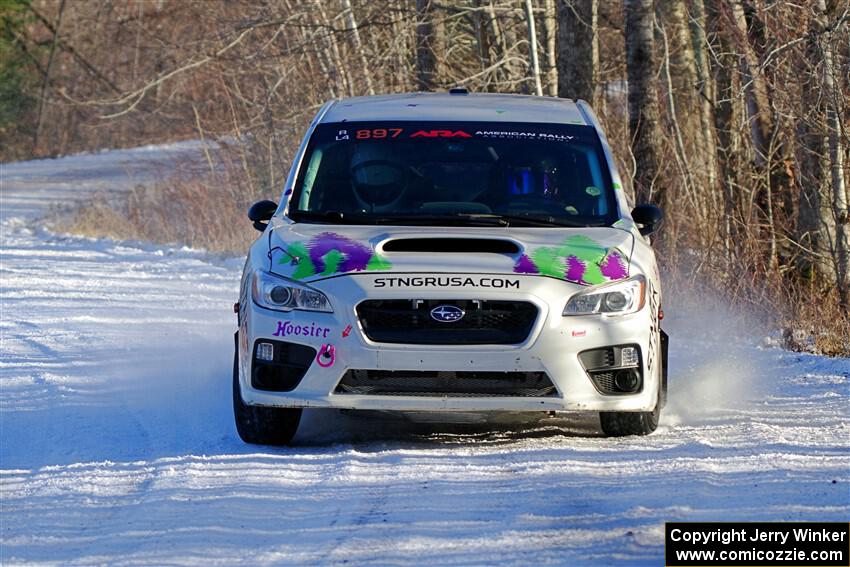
[557,0,597,104]
[714,38,740,265]
[712,0,777,266]
[472,0,492,80]
[415,0,443,91]
[723,0,777,267]
[659,0,710,210]
[729,0,770,168]
[542,0,558,95]
[689,0,718,190]
[625,0,663,207]
[487,0,509,74]
[315,0,352,97]
[502,6,523,90]
[816,0,850,309]
[393,0,414,92]
[34,0,67,154]
[795,85,833,286]
[342,0,374,95]
[524,0,543,96]
[657,10,696,213]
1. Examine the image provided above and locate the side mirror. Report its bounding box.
[631,204,663,236]
[248,200,278,232]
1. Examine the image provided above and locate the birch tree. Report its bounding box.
[524,0,543,96]
[625,0,663,208]
[815,0,849,309]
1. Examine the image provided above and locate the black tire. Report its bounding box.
[599,386,661,437]
[232,346,302,445]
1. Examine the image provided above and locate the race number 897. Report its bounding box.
[356,128,403,139]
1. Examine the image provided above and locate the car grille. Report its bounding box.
[335,369,558,397]
[356,299,538,345]
[588,370,617,394]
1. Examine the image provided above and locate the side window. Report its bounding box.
[298,147,324,210]
[579,144,608,215]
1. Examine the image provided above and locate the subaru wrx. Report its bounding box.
[233,91,668,444]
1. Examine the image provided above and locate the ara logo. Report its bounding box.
[410,130,472,138]
[430,305,465,323]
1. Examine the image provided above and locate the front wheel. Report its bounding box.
[600,327,668,437]
[599,405,660,437]
[233,347,302,445]
[599,385,661,437]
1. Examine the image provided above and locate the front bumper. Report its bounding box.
[238,273,660,412]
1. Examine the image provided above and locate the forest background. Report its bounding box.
[1,0,848,354]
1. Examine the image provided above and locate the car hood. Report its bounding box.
[266,220,635,287]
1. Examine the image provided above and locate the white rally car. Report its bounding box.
[234,92,668,444]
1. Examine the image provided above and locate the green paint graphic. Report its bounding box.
[525,235,614,283]
[561,235,607,284]
[530,247,565,278]
[366,255,392,271]
[276,238,392,279]
[278,242,317,279]
[320,250,343,276]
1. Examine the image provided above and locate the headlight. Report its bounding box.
[563,275,646,316]
[251,270,333,313]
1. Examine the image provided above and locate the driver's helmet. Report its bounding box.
[349,143,407,212]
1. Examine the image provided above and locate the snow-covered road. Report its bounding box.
[1,146,848,565]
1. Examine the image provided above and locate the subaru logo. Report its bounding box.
[430,305,465,323]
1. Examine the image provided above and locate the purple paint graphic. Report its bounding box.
[513,254,539,274]
[316,344,336,368]
[309,232,373,274]
[599,252,628,280]
[565,256,586,283]
[512,236,629,285]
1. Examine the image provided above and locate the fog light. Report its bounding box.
[621,346,639,367]
[614,369,640,392]
[257,342,274,361]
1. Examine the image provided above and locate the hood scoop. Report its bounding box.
[381,238,521,255]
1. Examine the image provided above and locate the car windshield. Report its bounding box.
[288,121,618,227]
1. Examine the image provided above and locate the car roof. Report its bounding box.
[319,92,590,126]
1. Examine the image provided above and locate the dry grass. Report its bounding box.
[781,284,850,358]
[51,165,268,255]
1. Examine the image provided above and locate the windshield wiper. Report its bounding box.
[373,214,510,226]
[290,210,605,228]
[464,213,605,228]
[290,211,509,226]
